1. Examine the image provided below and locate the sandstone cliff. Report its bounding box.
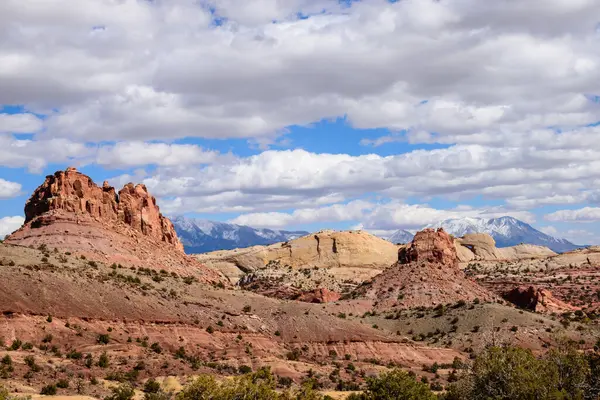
[5,168,219,280]
[454,233,556,264]
[196,229,400,284]
[21,167,182,251]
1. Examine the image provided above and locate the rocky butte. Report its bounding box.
[353,228,497,309]
[5,167,219,279]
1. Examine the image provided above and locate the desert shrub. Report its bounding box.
[24,355,40,372]
[150,342,162,354]
[444,345,581,400]
[144,378,161,393]
[176,369,278,400]
[97,351,110,368]
[56,379,69,388]
[9,339,21,350]
[277,376,293,388]
[239,365,252,374]
[40,385,57,395]
[98,334,110,344]
[545,342,590,398]
[177,367,326,400]
[174,347,187,359]
[67,350,83,359]
[0,385,14,400]
[0,356,13,379]
[243,305,252,313]
[346,369,436,400]
[85,354,94,368]
[286,348,301,361]
[587,352,600,399]
[144,392,172,400]
[105,384,135,400]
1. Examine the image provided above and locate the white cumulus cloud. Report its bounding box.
[0,216,24,238]
[545,207,600,223]
[0,178,21,199]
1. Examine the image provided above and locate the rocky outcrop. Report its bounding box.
[454,233,556,263]
[354,228,496,309]
[502,286,578,313]
[196,230,399,283]
[5,168,221,280]
[21,168,182,251]
[399,228,458,267]
[296,288,341,304]
[496,244,557,260]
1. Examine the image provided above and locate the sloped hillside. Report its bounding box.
[352,229,497,309]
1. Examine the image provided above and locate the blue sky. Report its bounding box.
[1,0,600,244]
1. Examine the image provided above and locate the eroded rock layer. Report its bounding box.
[502,286,579,313]
[5,168,220,279]
[21,167,181,250]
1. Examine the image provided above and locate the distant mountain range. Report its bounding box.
[386,216,580,253]
[171,216,308,254]
[173,215,581,254]
[386,229,414,244]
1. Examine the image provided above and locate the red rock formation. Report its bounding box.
[399,228,458,267]
[5,168,223,280]
[355,228,496,309]
[22,167,182,251]
[502,286,578,313]
[296,288,341,304]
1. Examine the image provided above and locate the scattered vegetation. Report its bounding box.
[177,367,328,400]
[346,369,436,400]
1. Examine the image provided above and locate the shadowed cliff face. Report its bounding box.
[21,167,182,251]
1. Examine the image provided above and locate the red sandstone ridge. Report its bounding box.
[352,228,496,309]
[21,167,182,251]
[502,286,578,314]
[5,168,221,280]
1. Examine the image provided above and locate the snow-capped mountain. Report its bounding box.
[171,216,309,254]
[386,229,414,244]
[385,216,580,253]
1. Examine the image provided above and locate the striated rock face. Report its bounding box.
[22,168,182,251]
[502,286,578,313]
[4,168,224,280]
[355,228,496,309]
